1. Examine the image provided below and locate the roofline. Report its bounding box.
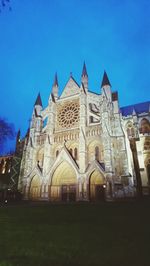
[88,90,101,96]
[120,101,150,109]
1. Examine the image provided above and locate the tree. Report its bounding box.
[0,0,12,13]
[0,117,15,150]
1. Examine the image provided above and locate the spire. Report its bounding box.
[53,72,58,87]
[132,108,136,116]
[15,129,21,155]
[101,71,111,88]
[52,73,59,100]
[34,93,42,107]
[16,129,21,140]
[82,62,88,77]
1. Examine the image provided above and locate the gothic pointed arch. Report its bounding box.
[86,160,106,181]
[85,160,106,201]
[29,174,41,199]
[50,161,77,201]
[51,161,77,186]
[48,145,79,178]
[36,147,44,168]
[88,139,104,162]
[89,169,105,201]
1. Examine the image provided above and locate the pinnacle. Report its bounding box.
[82,62,88,77]
[34,93,42,107]
[53,72,58,87]
[101,71,111,87]
[17,129,21,136]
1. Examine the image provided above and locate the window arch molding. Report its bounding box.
[139,118,150,134]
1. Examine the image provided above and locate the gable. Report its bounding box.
[60,77,80,98]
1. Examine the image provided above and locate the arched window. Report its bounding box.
[74,148,78,160]
[56,150,59,157]
[126,122,136,138]
[95,146,99,161]
[144,137,150,151]
[140,119,150,134]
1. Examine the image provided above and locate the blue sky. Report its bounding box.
[0,0,150,153]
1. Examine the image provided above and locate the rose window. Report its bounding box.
[58,102,79,128]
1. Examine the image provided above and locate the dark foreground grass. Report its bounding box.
[0,200,150,266]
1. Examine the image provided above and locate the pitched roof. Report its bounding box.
[101,71,111,87]
[120,101,150,116]
[34,93,42,107]
[60,75,80,98]
[82,62,88,77]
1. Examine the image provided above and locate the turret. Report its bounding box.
[34,93,42,112]
[52,73,58,100]
[30,93,43,134]
[132,108,137,123]
[81,62,88,92]
[112,91,119,113]
[132,108,138,138]
[101,71,111,101]
[79,82,87,174]
[15,129,21,155]
[16,129,21,143]
[43,92,56,175]
[24,128,30,146]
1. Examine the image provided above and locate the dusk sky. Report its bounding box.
[0,0,150,154]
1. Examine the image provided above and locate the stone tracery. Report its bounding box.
[58,102,79,128]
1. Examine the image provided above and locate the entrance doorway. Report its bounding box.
[90,184,105,201]
[30,175,41,199]
[62,185,76,202]
[50,161,77,201]
[89,170,105,201]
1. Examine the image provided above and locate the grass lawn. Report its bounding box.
[0,200,150,266]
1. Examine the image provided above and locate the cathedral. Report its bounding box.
[18,63,150,201]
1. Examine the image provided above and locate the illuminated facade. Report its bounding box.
[18,64,150,201]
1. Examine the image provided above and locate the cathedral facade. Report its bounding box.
[18,64,150,201]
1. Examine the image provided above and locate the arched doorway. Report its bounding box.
[89,169,105,201]
[30,175,41,199]
[50,161,77,202]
